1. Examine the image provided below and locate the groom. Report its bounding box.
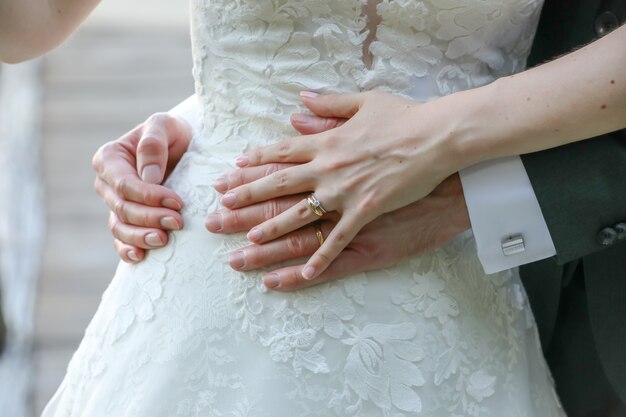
[93,1,626,415]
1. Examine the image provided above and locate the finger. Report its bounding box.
[245,198,320,244]
[109,212,169,249]
[220,164,313,209]
[111,175,183,210]
[206,195,303,233]
[97,178,183,230]
[290,113,346,135]
[94,142,183,210]
[229,222,332,272]
[213,163,295,194]
[137,113,192,184]
[236,136,318,168]
[113,239,146,263]
[299,91,368,119]
[302,212,364,280]
[263,250,362,291]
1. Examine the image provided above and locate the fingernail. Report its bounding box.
[213,176,228,193]
[205,212,223,232]
[300,91,319,99]
[127,250,140,262]
[264,273,280,289]
[221,192,236,207]
[247,227,262,243]
[229,250,245,270]
[291,113,314,125]
[160,216,180,230]
[141,164,162,184]
[235,155,249,167]
[162,198,182,211]
[145,232,164,247]
[302,266,316,280]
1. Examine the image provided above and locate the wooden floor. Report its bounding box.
[33,12,193,415]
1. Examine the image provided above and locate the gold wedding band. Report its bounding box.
[314,223,325,247]
[306,194,327,217]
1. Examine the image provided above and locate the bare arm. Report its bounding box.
[449,24,626,166]
[0,0,100,63]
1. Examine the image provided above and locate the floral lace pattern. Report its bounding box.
[43,1,565,416]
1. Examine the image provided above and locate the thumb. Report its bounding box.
[137,113,189,184]
[290,113,346,135]
[299,91,366,119]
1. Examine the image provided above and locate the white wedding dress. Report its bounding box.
[43,0,566,416]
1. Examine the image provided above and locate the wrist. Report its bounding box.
[431,80,508,172]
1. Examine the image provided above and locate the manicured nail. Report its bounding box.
[300,91,319,99]
[235,155,249,167]
[141,164,162,184]
[162,198,182,211]
[213,176,228,193]
[127,250,140,262]
[291,113,314,125]
[229,251,245,269]
[145,232,164,247]
[302,266,316,280]
[221,192,236,207]
[247,227,262,242]
[205,212,223,232]
[160,216,180,230]
[263,273,280,289]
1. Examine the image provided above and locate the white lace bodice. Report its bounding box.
[189,0,542,150]
[42,2,566,417]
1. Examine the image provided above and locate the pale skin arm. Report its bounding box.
[0,0,101,63]
[228,24,626,280]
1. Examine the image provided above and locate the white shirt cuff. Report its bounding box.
[168,94,200,134]
[459,156,556,274]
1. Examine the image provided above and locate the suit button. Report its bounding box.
[595,11,619,37]
[597,227,618,246]
[615,223,626,240]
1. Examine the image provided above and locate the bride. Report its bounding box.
[43,0,625,415]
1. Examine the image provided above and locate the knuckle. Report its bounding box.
[264,199,281,220]
[286,235,303,256]
[138,135,165,155]
[252,148,263,165]
[229,209,242,228]
[238,186,253,204]
[146,112,174,128]
[273,171,289,191]
[296,204,310,220]
[113,200,128,223]
[276,140,291,160]
[114,176,129,199]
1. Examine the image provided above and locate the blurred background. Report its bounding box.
[0,1,193,415]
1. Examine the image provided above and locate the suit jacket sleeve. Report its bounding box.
[521,133,626,264]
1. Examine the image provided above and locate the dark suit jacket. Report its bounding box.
[520,0,626,403]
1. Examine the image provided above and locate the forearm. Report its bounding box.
[0,0,100,63]
[442,24,626,169]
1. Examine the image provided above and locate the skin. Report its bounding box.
[231,24,626,280]
[0,0,101,63]
[94,24,626,285]
[92,111,470,291]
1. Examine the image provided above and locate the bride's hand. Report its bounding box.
[209,168,469,291]
[224,90,459,280]
[92,113,190,263]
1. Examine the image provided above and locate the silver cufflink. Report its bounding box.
[502,234,525,256]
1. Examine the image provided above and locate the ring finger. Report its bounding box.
[229,222,333,271]
[245,197,328,244]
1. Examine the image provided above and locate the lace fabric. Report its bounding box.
[42,1,565,416]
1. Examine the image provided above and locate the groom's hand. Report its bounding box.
[209,169,470,291]
[92,113,191,263]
